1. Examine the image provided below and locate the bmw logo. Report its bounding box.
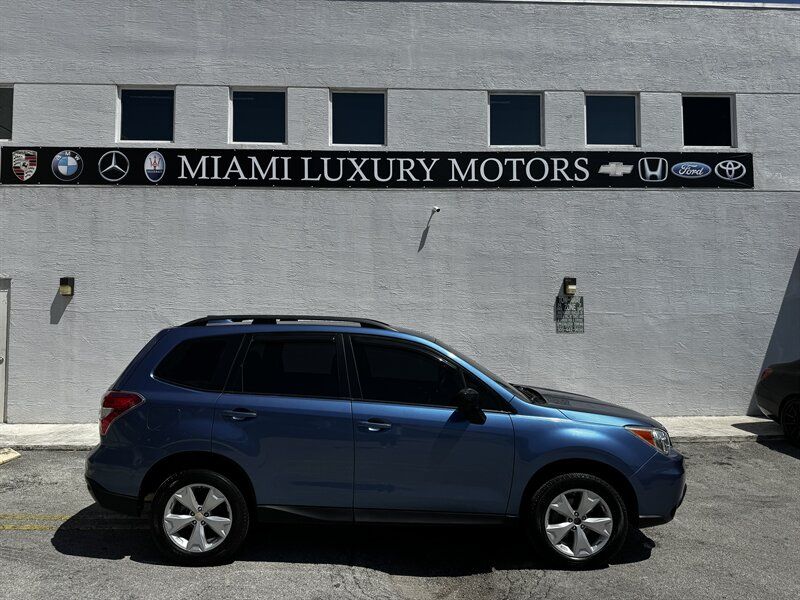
[145,151,166,183]
[51,150,84,181]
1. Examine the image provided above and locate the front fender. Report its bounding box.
[507,412,656,515]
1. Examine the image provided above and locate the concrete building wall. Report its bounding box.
[0,0,798,422]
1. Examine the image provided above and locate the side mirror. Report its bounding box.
[455,388,486,424]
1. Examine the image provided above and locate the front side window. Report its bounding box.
[352,338,462,407]
[120,88,174,141]
[238,336,341,398]
[231,90,286,143]
[331,91,385,145]
[154,335,242,391]
[585,94,637,145]
[0,87,12,140]
[489,94,541,146]
[682,96,733,147]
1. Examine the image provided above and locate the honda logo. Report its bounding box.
[638,157,668,182]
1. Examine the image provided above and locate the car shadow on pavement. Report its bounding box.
[755,439,800,460]
[52,504,655,574]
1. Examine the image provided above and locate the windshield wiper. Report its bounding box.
[512,384,546,404]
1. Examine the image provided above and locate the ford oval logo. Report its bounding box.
[671,161,711,179]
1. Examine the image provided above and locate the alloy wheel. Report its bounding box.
[162,484,233,553]
[544,488,614,559]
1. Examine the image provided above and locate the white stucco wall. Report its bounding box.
[0,0,798,422]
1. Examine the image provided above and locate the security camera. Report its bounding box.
[432,206,441,213]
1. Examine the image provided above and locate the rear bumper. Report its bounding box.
[85,476,140,516]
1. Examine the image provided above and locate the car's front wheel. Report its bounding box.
[150,469,250,565]
[781,397,800,447]
[526,473,628,567]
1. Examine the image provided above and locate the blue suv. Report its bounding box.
[85,315,686,566]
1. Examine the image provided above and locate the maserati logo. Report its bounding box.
[145,151,165,183]
[714,160,746,181]
[637,157,668,182]
[11,150,37,181]
[598,162,633,177]
[98,150,130,182]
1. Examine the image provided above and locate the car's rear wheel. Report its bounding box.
[526,473,628,567]
[150,469,250,565]
[781,397,800,447]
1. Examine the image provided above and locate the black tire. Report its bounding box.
[781,397,800,447]
[526,473,628,568]
[150,469,250,565]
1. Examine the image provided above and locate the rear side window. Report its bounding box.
[352,338,462,407]
[236,336,341,398]
[154,335,241,391]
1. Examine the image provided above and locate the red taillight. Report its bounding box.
[100,391,144,435]
[759,368,774,382]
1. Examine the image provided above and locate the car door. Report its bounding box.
[212,333,354,514]
[348,335,515,516]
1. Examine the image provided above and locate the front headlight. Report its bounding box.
[625,426,672,455]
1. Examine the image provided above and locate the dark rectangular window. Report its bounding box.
[352,338,462,407]
[0,87,12,139]
[682,96,733,147]
[331,91,385,145]
[489,94,541,146]
[120,88,174,141]
[239,336,341,398]
[586,95,637,145]
[154,335,242,391]
[232,90,286,143]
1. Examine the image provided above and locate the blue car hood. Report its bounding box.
[526,385,664,429]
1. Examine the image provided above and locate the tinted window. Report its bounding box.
[232,90,286,143]
[352,338,462,407]
[331,92,385,145]
[238,336,340,398]
[490,94,541,146]
[120,89,174,141]
[682,96,733,146]
[586,95,637,145]
[154,335,241,391]
[0,87,12,139]
[464,371,507,412]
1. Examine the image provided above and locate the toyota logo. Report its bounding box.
[714,160,746,181]
[98,150,130,182]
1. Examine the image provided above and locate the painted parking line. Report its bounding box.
[0,513,72,521]
[0,513,149,532]
[0,524,56,531]
[0,448,21,465]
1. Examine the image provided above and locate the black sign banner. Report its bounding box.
[0,147,754,189]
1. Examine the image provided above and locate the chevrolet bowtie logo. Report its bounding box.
[598,162,633,177]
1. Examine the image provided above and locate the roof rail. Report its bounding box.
[180,315,396,331]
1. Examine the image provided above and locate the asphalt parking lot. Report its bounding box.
[1,441,799,600]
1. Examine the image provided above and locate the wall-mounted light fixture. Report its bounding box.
[562,277,577,297]
[58,277,75,297]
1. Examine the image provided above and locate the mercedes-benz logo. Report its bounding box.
[714,160,746,182]
[98,150,130,182]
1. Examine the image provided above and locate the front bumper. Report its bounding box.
[632,448,686,526]
[85,476,140,516]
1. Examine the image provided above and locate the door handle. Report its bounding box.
[358,419,392,432]
[222,408,257,421]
